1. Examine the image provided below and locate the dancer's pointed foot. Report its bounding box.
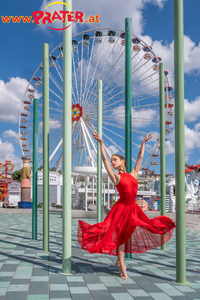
[115,261,122,276]
[120,265,128,280]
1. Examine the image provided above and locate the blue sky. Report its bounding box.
[1,0,200,175]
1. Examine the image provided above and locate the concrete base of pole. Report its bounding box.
[172,281,190,286]
[59,270,76,275]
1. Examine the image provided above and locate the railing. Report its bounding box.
[185,203,200,213]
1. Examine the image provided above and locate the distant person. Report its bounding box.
[78,132,175,280]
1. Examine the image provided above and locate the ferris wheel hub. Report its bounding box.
[72,104,83,122]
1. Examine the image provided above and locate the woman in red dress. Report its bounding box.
[78,132,176,280]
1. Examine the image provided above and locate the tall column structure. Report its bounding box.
[174,0,188,285]
[159,63,166,251]
[125,17,132,259]
[43,43,49,252]
[32,98,38,240]
[62,0,72,274]
[97,80,102,223]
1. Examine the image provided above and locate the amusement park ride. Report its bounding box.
[19,28,174,172]
[0,161,14,202]
[185,164,200,173]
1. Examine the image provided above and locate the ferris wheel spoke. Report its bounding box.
[49,138,63,162]
[103,100,159,113]
[102,121,152,152]
[72,52,80,104]
[102,125,145,150]
[49,89,63,103]
[82,35,96,106]
[102,45,125,85]
[132,71,159,91]
[49,73,63,94]
[51,58,63,83]
[78,137,84,166]
[132,103,159,110]
[55,152,63,171]
[72,131,82,163]
[49,136,63,158]
[83,36,108,105]
[80,119,94,167]
[49,129,62,143]
[85,34,121,105]
[132,64,155,84]
[102,114,159,124]
[82,120,97,155]
[102,131,136,163]
[131,56,144,73]
[141,141,160,169]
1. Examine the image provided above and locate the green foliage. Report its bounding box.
[38,166,43,170]
[12,169,22,182]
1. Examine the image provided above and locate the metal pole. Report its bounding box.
[62,0,72,274]
[174,0,188,285]
[108,176,110,209]
[125,17,132,259]
[159,63,166,250]
[32,98,38,240]
[97,80,102,223]
[85,176,88,212]
[43,43,49,252]
[92,178,94,205]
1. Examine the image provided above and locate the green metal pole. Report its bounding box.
[174,0,188,285]
[62,0,72,274]
[97,80,102,223]
[43,43,49,252]
[159,63,166,251]
[32,98,38,240]
[125,17,132,259]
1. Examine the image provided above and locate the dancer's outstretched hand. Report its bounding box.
[143,133,152,143]
[93,131,103,143]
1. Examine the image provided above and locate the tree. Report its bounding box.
[38,166,43,170]
[12,169,22,182]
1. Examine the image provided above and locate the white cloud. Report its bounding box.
[184,97,200,123]
[112,105,158,128]
[3,130,19,144]
[0,138,22,171]
[107,145,119,156]
[165,125,200,157]
[194,123,200,131]
[39,0,167,36]
[0,77,30,124]
[39,118,62,130]
[145,35,200,86]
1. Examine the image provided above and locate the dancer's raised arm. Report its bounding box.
[130,133,152,177]
[93,131,119,185]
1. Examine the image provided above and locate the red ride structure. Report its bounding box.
[0,161,14,202]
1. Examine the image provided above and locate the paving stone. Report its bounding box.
[4,291,28,300]
[49,290,71,298]
[2,212,200,300]
[90,290,113,300]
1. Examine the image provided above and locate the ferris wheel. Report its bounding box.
[19,28,173,171]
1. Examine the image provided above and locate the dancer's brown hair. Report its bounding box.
[111,154,127,172]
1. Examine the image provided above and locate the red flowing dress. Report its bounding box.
[78,173,176,256]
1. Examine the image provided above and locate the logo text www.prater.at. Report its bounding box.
[1,16,34,23]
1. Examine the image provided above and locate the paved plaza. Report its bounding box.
[0,209,200,300]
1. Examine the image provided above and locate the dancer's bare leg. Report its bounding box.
[115,258,121,275]
[118,244,128,280]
